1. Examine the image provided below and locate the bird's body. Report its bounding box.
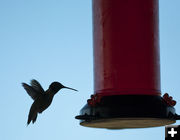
[22,79,77,125]
[32,90,54,113]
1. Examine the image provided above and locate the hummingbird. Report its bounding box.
[22,79,78,125]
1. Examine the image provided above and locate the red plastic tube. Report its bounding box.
[93,0,160,96]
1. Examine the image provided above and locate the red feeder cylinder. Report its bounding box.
[93,0,160,96]
[76,0,178,129]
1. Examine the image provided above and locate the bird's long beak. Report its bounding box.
[64,86,78,91]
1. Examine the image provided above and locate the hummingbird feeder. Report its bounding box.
[76,0,180,129]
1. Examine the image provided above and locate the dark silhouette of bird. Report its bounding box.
[22,79,78,125]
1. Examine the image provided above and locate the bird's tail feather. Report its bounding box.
[27,104,38,125]
[32,113,38,124]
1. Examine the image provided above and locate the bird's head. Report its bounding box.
[49,82,78,93]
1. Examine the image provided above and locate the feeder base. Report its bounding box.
[76,95,177,129]
[80,117,175,129]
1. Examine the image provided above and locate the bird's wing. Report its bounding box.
[22,83,41,100]
[30,79,45,94]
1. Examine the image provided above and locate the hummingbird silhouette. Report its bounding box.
[22,79,78,125]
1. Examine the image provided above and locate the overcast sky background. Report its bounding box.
[0,0,180,140]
